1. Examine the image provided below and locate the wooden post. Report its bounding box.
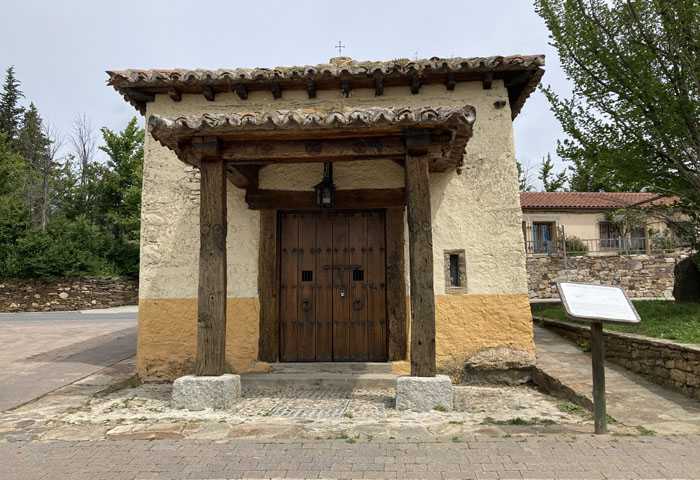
[258,209,279,362]
[196,157,228,376]
[590,321,607,434]
[405,145,436,377]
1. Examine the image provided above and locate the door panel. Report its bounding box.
[280,213,299,361]
[298,213,316,361]
[279,210,387,362]
[316,214,334,361]
[331,213,351,361]
[348,213,368,361]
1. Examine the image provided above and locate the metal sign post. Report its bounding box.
[556,282,641,434]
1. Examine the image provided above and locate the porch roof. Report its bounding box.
[108,54,544,119]
[147,105,476,173]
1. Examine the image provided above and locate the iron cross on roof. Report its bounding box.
[335,41,345,56]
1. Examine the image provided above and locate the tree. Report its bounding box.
[17,103,50,228]
[539,153,568,191]
[535,0,700,246]
[95,117,144,276]
[516,159,534,191]
[0,66,24,144]
[69,114,96,198]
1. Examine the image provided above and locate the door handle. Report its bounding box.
[339,287,346,298]
[302,299,312,312]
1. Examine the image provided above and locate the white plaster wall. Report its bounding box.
[140,80,528,299]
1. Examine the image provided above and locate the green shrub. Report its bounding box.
[565,236,589,254]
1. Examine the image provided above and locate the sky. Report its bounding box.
[0,0,570,186]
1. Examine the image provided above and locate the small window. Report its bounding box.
[302,270,313,282]
[352,269,364,281]
[443,249,467,294]
[449,254,460,287]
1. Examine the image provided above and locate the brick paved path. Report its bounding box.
[2,436,699,480]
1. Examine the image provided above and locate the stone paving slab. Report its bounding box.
[2,435,700,479]
[534,325,700,435]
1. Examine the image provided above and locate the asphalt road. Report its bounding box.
[0,308,137,411]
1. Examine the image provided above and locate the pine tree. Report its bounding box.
[0,67,25,144]
[18,103,50,228]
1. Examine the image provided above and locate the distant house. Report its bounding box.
[520,192,678,255]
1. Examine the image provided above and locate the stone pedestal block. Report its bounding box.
[171,374,241,410]
[395,375,454,411]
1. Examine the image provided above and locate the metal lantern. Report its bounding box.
[314,162,335,208]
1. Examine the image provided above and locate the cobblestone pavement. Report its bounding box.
[2,435,700,480]
[1,379,615,443]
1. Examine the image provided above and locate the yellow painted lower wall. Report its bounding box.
[435,293,535,374]
[137,293,534,381]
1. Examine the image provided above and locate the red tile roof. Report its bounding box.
[520,192,677,210]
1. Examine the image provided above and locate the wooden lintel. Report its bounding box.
[246,188,406,210]
[221,137,416,163]
[405,155,436,377]
[482,72,494,90]
[196,157,227,376]
[445,72,457,91]
[233,83,248,100]
[306,79,317,99]
[271,82,282,99]
[202,85,216,101]
[168,88,182,102]
[226,165,260,190]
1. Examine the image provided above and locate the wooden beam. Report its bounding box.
[196,157,228,376]
[445,73,456,91]
[220,137,414,163]
[341,78,351,98]
[374,72,384,96]
[306,79,317,99]
[246,188,406,210]
[124,88,155,103]
[410,74,422,94]
[258,209,279,362]
[482,72,494,90]
[168,88,182,102]
[226,165,260,190]
[190,137,221,161]
[405,153,436,377]
[202,85,216,101]
[271,82,282,99]
[386,207,407,361]
[233,84,248,100]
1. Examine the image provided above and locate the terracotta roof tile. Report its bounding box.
[519,192,677,210]
[107,54,545,118]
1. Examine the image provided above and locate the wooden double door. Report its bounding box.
[279,210,387,362]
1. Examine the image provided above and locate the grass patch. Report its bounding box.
[532,300,700,344]
[433,404,448,412]
[448,420,464,425]
[343,411,353,419]
[636,425,656,436]
[451,436,463,443]
[557,402,587,416]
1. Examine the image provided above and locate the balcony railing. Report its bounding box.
[525,236,689,256]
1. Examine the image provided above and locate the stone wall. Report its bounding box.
[0,277,138,312]
[527,252,690,299]
[535,317,700,401]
